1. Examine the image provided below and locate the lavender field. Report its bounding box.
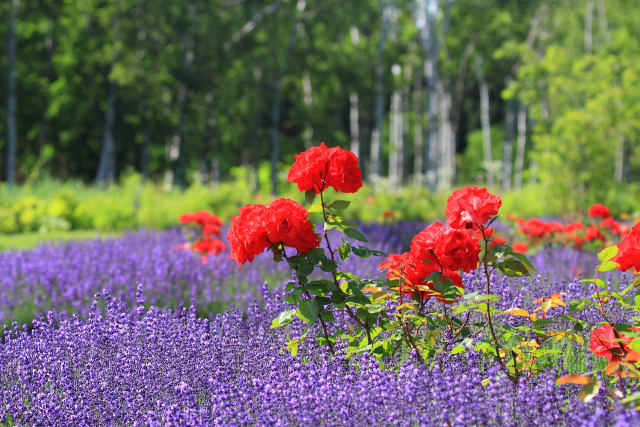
[1,223,638,425]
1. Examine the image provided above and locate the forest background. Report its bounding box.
[1,0,640,239]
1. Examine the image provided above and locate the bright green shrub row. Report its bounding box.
[1,170,638,234]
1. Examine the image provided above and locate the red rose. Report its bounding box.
[179,210,222,228]
[588,203,611,219]
[564,221,584,234]
[192,236,227,255]
[613,223,640,272]
[445,187,502,229]
[326,147,362,193]
[600,217,621,235]
[410,222,448,267]
[589,324,634,362]
[410,222,480,273]
[512,242,528,254]
[434,229,481,273]
[265,198,320,255]
[287,143,332,193]
[226,199,319,265]
[584,225,606,242]
[520,218,550,239]
[226,204,270,264]
[287,143,362,193]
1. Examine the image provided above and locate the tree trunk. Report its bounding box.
[270,0,306,195]
[401,65,411,184]
[597,0,610,47]
[302,70,313,149]
[96,80,117,184]
[437,82,454,191]
[6,0,20,185]
[474,56,494,188]
[412,64,424,186]
[514,103,527,190]
[585,0,594,53]
[417,0,441,190]
[502,78,515,192]
[369,0,390,183]
[349,92,360,158]
[389,64,403,189]
[615,135,624,183]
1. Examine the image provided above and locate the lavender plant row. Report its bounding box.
[1,283,638,425]
[1,224,635,424]
[0,223,420,327]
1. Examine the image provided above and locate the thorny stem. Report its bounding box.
[319,186,372,345]
[276,238,336,356]
[479,224,505,369]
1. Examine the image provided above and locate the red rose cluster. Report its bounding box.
[178,210,227,262]
[226,198,319,264]
[287,142,362,194]
[381,187,500,303]
[507,203,629,251]
[613,222,640,272]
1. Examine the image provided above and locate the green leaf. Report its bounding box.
[344,227,368,242]
[287,340,299,357]
[297,262,315,277]
[329,200,351,211]
[320,311,335,322]
[339,243,351,261]
[298,299,319,324]
[599,260,619,272]
[305,189,317,205]
[598,245,619,262]
[451,345,466,354]
[320,260,338,272]
[352,246,370,258]
[270,309,297,329]
[569,300,586,313]
[499,258,531,277]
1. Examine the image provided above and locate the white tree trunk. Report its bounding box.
[615,135,624,183]
[349,93,360,159]
[437,82,454,191]
[389,64,403,189]
[475,56,494,188]
[369,1,390,183]
[585,0,594,53]
[514,104,527,190]
[502,79,515,192]
[412,65,424,186]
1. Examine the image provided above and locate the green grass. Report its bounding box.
[0,230,119,251]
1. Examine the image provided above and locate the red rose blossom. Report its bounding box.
[589,324,634,362]
[512,242,528,254]
[287,143,362,194]
[226,199,319,265]
[612,223,640,272]
[265,198,320,255]
[410,222,480,273]
[588,203,611,219]
[445,186,502,229]
[584,225,606,243]
[226,204,270,264]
